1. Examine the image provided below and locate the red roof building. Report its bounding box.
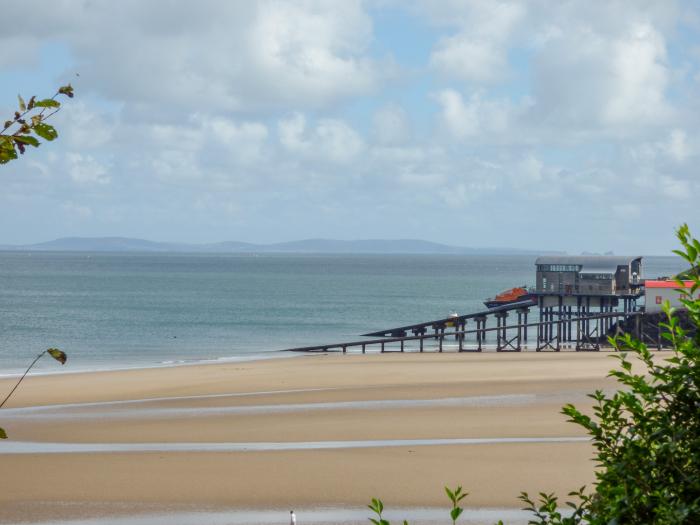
[644,280,695,313]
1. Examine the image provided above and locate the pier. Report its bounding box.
[283,310,643,354]
[282,255,669,354]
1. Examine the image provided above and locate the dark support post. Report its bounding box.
[537,296,543,350]
[362,344,366,354]
[523,308,529,343]
[419,337,424,352]
[400,339,404,352]
[496,315,502,350]
[439,333,443,352]
[576,297,581,348]
[381,342,385,353]
[475,316,485,352]
[342,345,347,354]
[586,297,591,336]
[557,297,562,351]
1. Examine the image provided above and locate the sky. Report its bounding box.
[1,0,699,254]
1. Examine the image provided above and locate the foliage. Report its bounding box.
[445,486,467,525]
[0,85,74,164]
[368,225,700,524]
[0,348,67,438]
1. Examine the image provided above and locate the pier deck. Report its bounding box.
[283,311,644,354]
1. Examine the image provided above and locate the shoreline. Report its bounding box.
[0,340,621,380]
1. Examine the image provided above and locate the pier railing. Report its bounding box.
[282,311,646,354]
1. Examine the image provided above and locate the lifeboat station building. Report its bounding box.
[644,280,695,313]
[535,255,643,306]
[533,256,644,349]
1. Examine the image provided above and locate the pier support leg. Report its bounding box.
[523,309,529,344]
[556,297,562,351]
[496,315,502,350]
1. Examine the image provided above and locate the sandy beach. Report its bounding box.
[0,351,622,523]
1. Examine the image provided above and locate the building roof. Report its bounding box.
[535,255,642,273]
[645,280,694,289]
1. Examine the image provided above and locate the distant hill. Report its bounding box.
[0,236,562,255]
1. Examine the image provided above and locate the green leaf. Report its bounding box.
[17,94,26,112]
[0,146,18,164]
[12,135,40,147]
[450,507,463,521]
[0,427,6,439]
[33,123,58,141]
[58,84,74,98]
[33,99,60,109]
[47,348,67,365]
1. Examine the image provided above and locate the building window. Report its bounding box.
[537,264,580,272]
[580,273,613,280]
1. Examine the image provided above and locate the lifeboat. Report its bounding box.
[483,287,532,308]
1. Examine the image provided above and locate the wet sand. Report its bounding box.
[0,352,620,523]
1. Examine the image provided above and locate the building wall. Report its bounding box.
[536,271,615,294]
[579,274,615,294]
[536,271,578,293]
[645,287,690,313]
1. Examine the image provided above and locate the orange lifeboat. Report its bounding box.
[484,287,531,308]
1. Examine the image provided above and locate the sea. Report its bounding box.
[0,251,687,375]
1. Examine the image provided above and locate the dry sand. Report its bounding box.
[0,351,621,522]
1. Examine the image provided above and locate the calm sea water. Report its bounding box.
[0,252,687,374]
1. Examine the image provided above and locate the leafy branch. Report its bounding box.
[0,84,74,165]
[0,348,67,439]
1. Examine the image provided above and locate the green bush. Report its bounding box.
[369,225,700,524]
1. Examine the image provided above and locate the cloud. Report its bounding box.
[664,129,690,163]
[61,201,93,218]
[427,0,525,83]
[0,0,697,251]
[529,12,673,134]
[66,153,110,185]
[432,89,512,141]
[2,0,379,114]
[372,104,411,146]
[278,113,364,163]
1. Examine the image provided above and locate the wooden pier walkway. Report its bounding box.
[283,310,645,354]
[362,299,537,338]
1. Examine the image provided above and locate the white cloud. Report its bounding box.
[0,0,697,251]
[278,113,364,163]
[664,129,689,163]
[433,89,479,139]
[603,23,670,126]
[433,89,512,140]
[66,153,110,185]
[427,0,525,83]
[61,201,93,218]
[372,104,411,146]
